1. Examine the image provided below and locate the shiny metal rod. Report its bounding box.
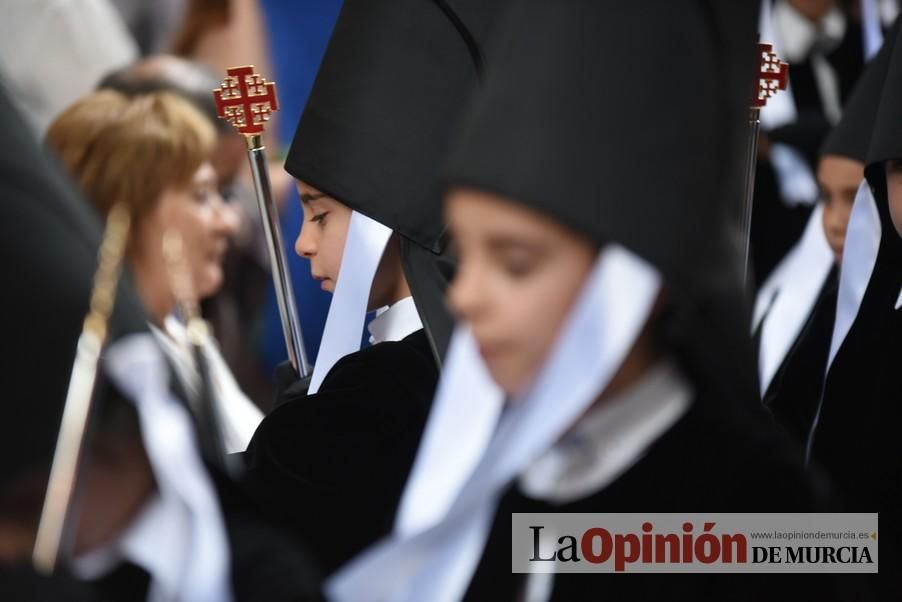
[740,109,762,286]
[247,138,310,377]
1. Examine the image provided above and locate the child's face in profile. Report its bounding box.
[817,154,863,264]
[294,180,353,293]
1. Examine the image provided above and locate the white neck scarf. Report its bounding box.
[309,210,393,393]
[328,245,661,601]
[755,204,834,396]
[826,181,881,371]
[75,334,233,602]
[806,181,880,462]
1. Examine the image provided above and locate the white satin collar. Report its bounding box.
[520,360,691,503]
[367,296,423,345]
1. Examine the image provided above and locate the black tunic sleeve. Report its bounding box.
[241,330,438,576]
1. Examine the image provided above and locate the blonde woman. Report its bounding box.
[46,90,263,453]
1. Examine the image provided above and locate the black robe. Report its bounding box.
[217,474,324,601]
[808,197,902,600]
[465,393,873,601]
[0,565,100,601]
[761,266,839,447]
[241,329,437,577]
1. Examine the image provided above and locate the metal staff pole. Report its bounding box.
[214,65,310,377]
[741,107,762,284]
[741,43,789,285]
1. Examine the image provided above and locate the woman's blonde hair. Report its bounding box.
[46,90,216,221]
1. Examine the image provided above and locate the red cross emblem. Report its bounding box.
[753,43,789,108]
[214,66,279,135]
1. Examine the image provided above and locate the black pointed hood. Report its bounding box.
[820,20,898,163]
[284,0,503,362]
[864,21,902,257]
[442,0,762,403]
[284,0,498,251]
[866,20,902,177]
[443,0,758,405]
[444,0,757,297]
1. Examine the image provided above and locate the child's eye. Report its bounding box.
[311,211,329,225]
[502,259,537,279]
[497,250,540,279]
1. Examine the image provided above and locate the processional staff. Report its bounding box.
[214,66,311,378]
[741,43,789,284]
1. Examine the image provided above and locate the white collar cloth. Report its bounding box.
[328,246,662,602]
[806,182,881,462]
[755,203,834,396]
[367,296,423,345]
[309,210,393,394]
[826,181,881,371]
[73,334,232,602]
[519,360,691,504]
[151,316,263,454]
[517,360,690,601]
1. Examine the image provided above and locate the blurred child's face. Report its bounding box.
[294,180,353,293]
[886,160,902,239]
[446,188,596,397]
[817,155,863,264]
